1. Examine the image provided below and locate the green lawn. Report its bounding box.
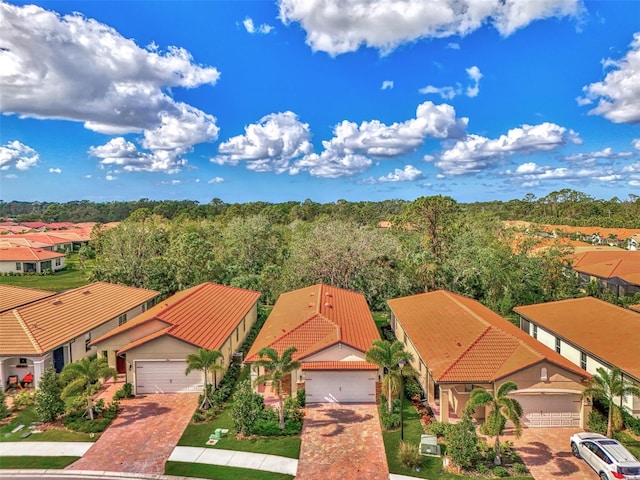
[372,311,390,336]
[166,461,294,480]
[616,430,640,459]
[0,406,98,443]
[0,253,93,292]
[177,401,301,458]
[0,456,79,469]
[381,401,533,480]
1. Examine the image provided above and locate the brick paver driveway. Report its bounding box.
[296,403,388,480]
[504,427,597,479]
[67,393,198,475]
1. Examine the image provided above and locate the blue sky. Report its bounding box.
[1,0,639,204]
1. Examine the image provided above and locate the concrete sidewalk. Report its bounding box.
[169,446,298,476]
[0,442,93,457]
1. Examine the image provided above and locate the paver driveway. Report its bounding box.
[296,403,388,480]
[505,427,597,479]
[67,393,198,475]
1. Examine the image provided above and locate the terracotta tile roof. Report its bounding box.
[0,226,32,234]
[630,304,640,313]
[245,284,380,363]
[301,361,379,371]
[0,238,52,249]
[387,290,588,383]
[514,297,640,381]
[0,285,56,313]
[91,283,261,353]
[0,246,65,261]
[571,250,640,285]
[7,233,73,246]
[542,225,640,239]
[19,222,47,229]
[0,282,160,356]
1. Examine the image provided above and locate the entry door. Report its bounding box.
[53,347,65,373]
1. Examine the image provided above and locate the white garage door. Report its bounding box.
[135,360,203,394]
[512,394,581,427]
[305,371,376,403]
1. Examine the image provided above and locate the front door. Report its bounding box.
[116,354,126,374]
[53,347,65,372]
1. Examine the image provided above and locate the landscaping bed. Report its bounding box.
[0,405,97,443]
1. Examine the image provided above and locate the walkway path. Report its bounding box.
[169,447,298,476]
[66,393,198,475]
[296,403,388,480]
[0,442,92,457]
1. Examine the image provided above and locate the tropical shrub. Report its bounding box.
[493,465,508,477]
[34,365,65,422]
[404,376,421,399]
[13,390,35,409]
[514,462,528,474]
[0,391,9,420]
[445,415,479,470]
[232,379,265,436]
[426,421,453,438]
[587,410,607,435]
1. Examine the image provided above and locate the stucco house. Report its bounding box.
[0,282,159,390]
[245,284,381,404]
[0,246,66,274]
[90,283,260,395]
[571,250,640,297]
[387,290,590,428]
[514,297,640,418]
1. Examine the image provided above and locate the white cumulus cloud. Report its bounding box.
[0,140,39,171]
[278,0,580,56]
[436,122,582,176]
[0,2,220,173]
[243,17,274,35]
[293,101,467,178]
[378,165,425,182]
[632,139,640,151]
[214,112,313,173]
[419,66,483,99]
[49,167,62,174]
[579,33,640,124]
[208,177,224,184]
[381,80,394,90]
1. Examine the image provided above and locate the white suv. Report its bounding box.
[571,432,640,480]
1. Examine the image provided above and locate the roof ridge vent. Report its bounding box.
[324,302,332,308]
[52,299,63,305]
[82,290,91,294]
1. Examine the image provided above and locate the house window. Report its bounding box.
[243,317,246,332]
[403,331,407,344]
[580,352,587,370]
[236,328,239,342]
[540,367,548,381]
[532,324,538,339]
[85,333,92,351]
[55,258,61,266]
[118,314,127,326]
[16,262,21,271]
[555,338,561,354]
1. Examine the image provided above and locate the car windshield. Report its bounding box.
[619,466,640,475]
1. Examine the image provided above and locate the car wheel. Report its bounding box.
[600,473,609,480]
[571,443,581,458]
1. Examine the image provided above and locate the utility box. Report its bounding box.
[419,434,440,456]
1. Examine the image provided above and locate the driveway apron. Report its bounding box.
[505,427,597,479]
[296,403,388,480]
[66,393,198,475]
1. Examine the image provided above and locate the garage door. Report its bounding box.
[135,360,203,394]
[511,394,581,427]
[305,371,376,403]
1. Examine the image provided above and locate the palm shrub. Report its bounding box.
[365,339,413,413]
[185,348,225,411]
[35,365,65,422]
[60,356,117,421]
[467,382,523,466]
[582,367,640,437]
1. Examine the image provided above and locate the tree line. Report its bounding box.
[88,196,581,316]
[2,189,639,227]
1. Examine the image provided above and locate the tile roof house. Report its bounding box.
[0,285,55,313]
[90,283,261,395]
[0,282,159,390]
[245,284,381,404]
[514,297,640,418]
[387,290,590,428]
[571,250,640,297]
[0,246,66,274]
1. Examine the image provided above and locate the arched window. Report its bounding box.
[540,367,548,381]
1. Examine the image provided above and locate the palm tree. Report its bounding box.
[60,356,118,421]
[467,381,523,465]
[365,339,413,413]
[582,367,640,438]
[185,348,226,410]
[253,346,301,430]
